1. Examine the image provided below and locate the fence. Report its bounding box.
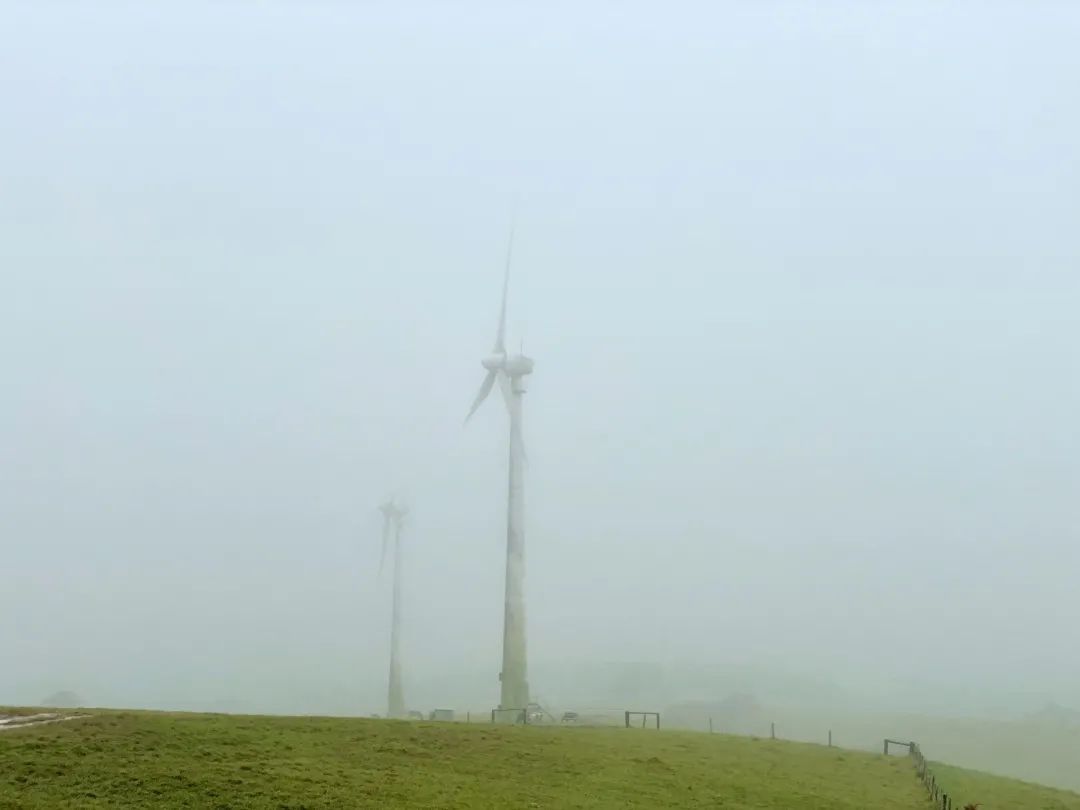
[468,707,653,727]
[705,720,836,748]
[884,738,913,756]
[624,711,660,729]
[909,741,971,810]
[490,707,527,724]
[432,708,970,804]
[702,721,969,808]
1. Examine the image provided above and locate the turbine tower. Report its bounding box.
[466,231,534,713]
[378,499,408,719]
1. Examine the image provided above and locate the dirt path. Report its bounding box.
[0,713,88,732]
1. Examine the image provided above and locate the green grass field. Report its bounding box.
[930,762,1080,810]
[749,707,1080,793]
[1,709,1078,809]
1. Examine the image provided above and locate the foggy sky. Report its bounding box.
[2,2,1078,716]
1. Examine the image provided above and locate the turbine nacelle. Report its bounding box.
[503,354,534,378]
[480,353,534,377]
[379,500,407,521]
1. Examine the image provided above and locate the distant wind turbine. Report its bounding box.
[378,499,408,719]
[465,229,534,714]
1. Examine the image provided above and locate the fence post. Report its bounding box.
[771,722,775,740]
[828,730,832,747]
[709,717,713,734]
[624,711,630,729]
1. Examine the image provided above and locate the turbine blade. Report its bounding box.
[493,226,514,353]
[465,370,498,423]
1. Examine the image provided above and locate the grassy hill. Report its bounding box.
[930,762,1080,810]
[1,709,1077,809]
[713,706,1080,793]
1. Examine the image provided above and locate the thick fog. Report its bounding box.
[2,1,1078,729]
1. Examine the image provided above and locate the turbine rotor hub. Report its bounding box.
[481,353,506,371]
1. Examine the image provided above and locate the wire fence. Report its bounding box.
[910,741,972,810]
[426,707,971,806]
[703,721,971,808]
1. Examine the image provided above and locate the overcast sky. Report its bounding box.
[2,2,1078,716]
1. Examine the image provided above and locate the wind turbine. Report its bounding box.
[378,499,408,719]
[465,230,534,714]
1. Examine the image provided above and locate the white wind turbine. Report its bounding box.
[378,498,408,719]
[465,231,534,714]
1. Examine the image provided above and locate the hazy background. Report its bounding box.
[2,0,1078,769]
